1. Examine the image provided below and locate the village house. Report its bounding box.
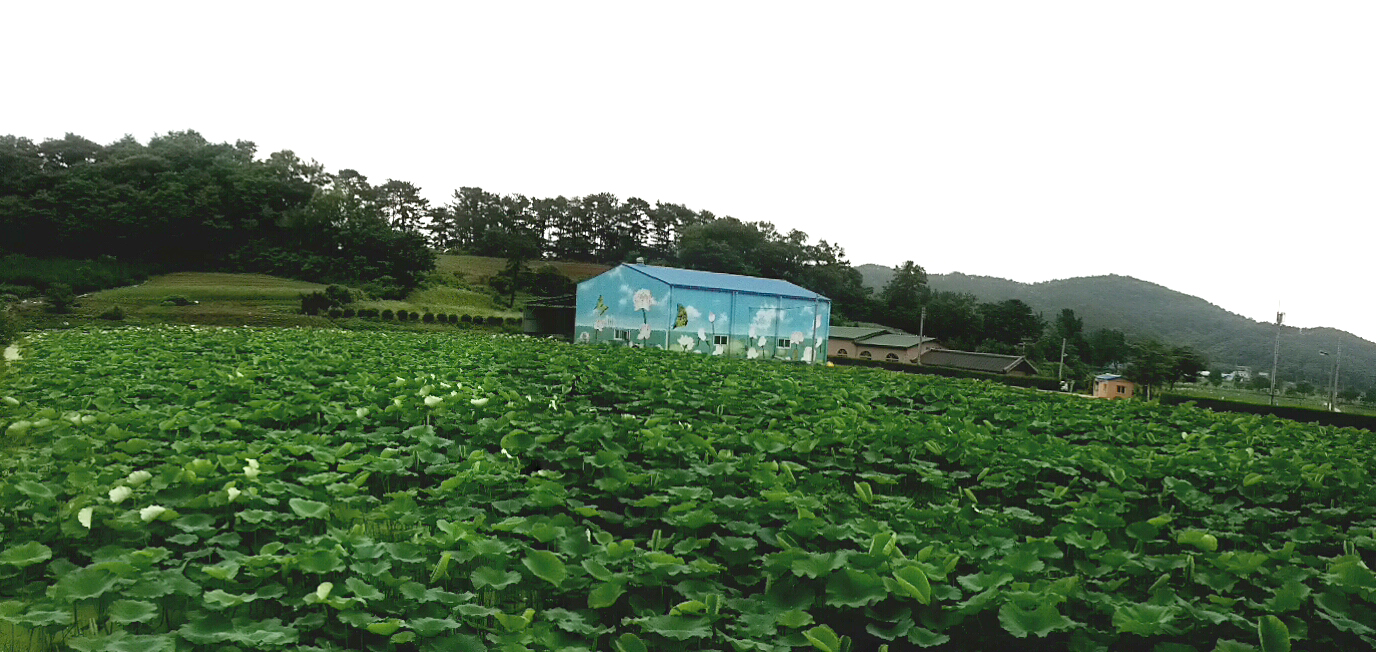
[1093,374,1136,399]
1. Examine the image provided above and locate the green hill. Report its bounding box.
[857,264,1374,389]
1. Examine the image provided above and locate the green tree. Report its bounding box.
[877,261,929,333]
[1125,338,1174,399]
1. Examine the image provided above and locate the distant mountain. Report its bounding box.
[856,264,1374,389]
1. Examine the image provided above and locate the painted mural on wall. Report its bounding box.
[575,266,831,364]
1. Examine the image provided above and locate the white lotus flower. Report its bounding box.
[227,487,241,502]
[501,448,513,459]
[594,318,605,332]
[698,328,708,342]
[791,331,805,345]
[356,407,369,418]
[747,348,760,359]
[244,462,260,479]
[633,289,655,311]
[315,582,333,601]
[78,507,93,529]
[802,347,814,363]
[713,344,725,356]
[677,335,695,350]
[471,397,489,407]
[708,313,716,323]
[638,324,651,340]
[126,470,152,486]
[749,325,758,338]
[815,314,823,329]
[109,486,132,504]
[139,505,166,522]
[424,395,443,408]
[579,331,591,342]
[246,458,259,470]
[758,336,768,347]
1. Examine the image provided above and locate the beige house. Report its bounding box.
[828,326,941,363]
[1093,374,1136,399]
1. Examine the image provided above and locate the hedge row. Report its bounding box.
[323,309,518,327]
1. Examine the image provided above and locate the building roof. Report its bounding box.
[853,333,939,350]
[1095,374,1125,381]
[623,264,829,301]
[921,349,1039,375]
[524,294,577,308]
[828,326,890,341]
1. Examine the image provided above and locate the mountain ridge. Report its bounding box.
[855,264,1374,389]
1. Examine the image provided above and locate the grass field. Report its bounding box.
[7,254,608,331]
[435,255,609,286]
[1171,383,1376,416]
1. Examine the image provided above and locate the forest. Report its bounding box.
[1,131,1201,390]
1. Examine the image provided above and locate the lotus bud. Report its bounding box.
[139,505,167,522]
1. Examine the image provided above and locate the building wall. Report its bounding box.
[575,266,672,346]
[831,340,941,363]
[574,266,832,364]
[1094,379,1135,399]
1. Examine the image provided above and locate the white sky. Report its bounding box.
[6,2,1374,342]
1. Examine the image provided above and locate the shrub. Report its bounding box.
[409,311,420,321]
[447,314,458,324]
[362,275,408,301]
[505,317,520,326]
[45,283,77,313]
[327,308,343,319]
[161,295,193,306]
[98,306,126,321]
[422,313,435,323]
[341,308,355,318]
[487,315,503,326]
[0,306,18,346]
[380,309,394,321]
[460,314,472,323]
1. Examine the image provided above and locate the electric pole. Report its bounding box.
[1269,311,1283,406]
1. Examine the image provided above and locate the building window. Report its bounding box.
[714,335,728,345]
[615,329,631,341]
[1117,385,1126,394]
[860,351,872,359]
[886,353,899,361]
[837,349,848,357]
[777,338,790,348]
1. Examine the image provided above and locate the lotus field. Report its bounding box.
[2,326,1376,652]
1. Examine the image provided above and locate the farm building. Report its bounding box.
[575,264,831,363]
[1093,374,1136,399]
[522,294,576,338]
[921,349,1039,376]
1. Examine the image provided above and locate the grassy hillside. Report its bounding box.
[8,256,610,331]
[857,264,1375,389]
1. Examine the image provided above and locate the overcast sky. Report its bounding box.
[7,2,1374,342]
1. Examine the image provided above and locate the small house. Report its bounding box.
[575,264,831,364]
[1093,374,1135,399]
[827,326,942,363]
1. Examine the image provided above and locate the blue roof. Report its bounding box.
[623,264,829,301]
[1095,374,1124,381]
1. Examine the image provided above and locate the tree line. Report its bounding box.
[1,131,1205,391]
[0,132,432,290]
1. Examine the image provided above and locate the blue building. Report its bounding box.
[575,264,831,364]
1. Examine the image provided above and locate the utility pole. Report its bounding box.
[1058,338,1067,382]
[1322,343,1341,411]
[1269,311,1283,406]
[917,307,926,365]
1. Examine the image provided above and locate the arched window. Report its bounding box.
[860,351,872,359]
[836,349,849,357]
[885,353,899,361]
